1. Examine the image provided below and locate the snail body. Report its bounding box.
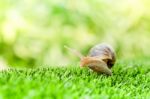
[65,43,116,75]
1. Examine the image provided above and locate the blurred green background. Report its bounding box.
[0,0,150,68]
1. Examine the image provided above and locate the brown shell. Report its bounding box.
[88,43,116,68]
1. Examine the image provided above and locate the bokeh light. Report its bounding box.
[0,0,150,68]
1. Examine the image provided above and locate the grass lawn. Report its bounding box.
[0,59,150,99]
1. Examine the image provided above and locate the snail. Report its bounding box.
[65,43,116,75]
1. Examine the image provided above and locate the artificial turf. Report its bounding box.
[0,60,150,99]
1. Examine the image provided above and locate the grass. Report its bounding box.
[0,60,150,99]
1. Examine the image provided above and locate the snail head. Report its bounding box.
[80,56,102,67]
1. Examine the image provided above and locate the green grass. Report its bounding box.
[0,60,150,99]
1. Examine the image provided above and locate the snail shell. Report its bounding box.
[89,43,116,69]
[80,43,116,75]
